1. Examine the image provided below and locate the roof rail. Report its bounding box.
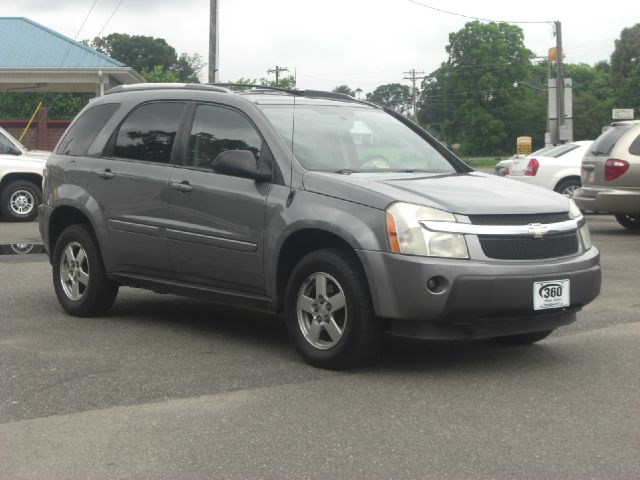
[212,83,379,108]
[105,83,231,95]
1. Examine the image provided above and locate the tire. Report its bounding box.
[0,180,41,221]
[615,214,640,232]
[553,178,581,198]
[285,248,382,370]
[492,329,553,345]
[52,224,118,316]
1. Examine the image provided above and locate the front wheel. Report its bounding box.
[52,224,118,316]
[492,329,553,345]
[0,180,41,221]
[615,214,640,232]
[285,249,382,369]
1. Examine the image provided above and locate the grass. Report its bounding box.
[460,156,509,167]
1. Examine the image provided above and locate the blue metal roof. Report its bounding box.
[0,17,124,68]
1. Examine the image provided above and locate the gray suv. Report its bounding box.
[39,84,601,369]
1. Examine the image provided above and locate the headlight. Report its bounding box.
[568,199,582,220]
[386,202,468,258]
[568,199,592,250]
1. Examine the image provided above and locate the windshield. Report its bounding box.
[0,129,22,154]
[259,104,457,173]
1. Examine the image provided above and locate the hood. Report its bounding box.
[26,149,52,160]
[0,154,47,172]
[302,171,569,215]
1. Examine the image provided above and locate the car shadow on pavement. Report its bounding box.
[103,291,567,373]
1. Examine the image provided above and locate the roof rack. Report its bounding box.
[105,83,231,95]
[211,83,379,108]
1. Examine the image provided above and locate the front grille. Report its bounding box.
[468,213,570,225]
[479,232,579,260]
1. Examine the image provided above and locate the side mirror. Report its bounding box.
[212,150,272,182]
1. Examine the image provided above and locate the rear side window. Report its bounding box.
[547,144,578,158]
[591,127,629,155]
[113,102,185,163]
[628,134,640,156]
[56,103,120,156]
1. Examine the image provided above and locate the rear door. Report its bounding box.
[88,101,187,276]
[167,103,271,294]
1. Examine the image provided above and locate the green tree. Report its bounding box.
[86,33,203,82]
[610,24,640,113]
[333,85,355,97]
[564,62,614,140]
[140,65,179,83]
[366,83,411,114]
[418,21,537,154]
[0,92,87,120]
[229,75,297,89]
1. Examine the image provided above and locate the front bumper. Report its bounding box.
[356,247,600,340]
[574,186,640,214]
[38,204,53,260]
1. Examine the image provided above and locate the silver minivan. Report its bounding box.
[575,121,640,231]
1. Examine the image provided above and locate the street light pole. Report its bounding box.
[208,0,218,83]
[555,20,564,145]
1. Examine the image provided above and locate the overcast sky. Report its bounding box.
[4,0,638,91]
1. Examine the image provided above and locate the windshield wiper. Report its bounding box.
[334,169,356,174]
[400,169,430,173]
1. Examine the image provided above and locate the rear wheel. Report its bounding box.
[615,214,640,232]
[52,224,118,316]
[0,180,41,221]
[285,248,382,369]
[492,329,553,345]
[554,178,581,198]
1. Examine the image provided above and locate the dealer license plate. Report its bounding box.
[533,279,570,310]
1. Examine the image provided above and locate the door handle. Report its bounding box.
[96,168,115,179]
[171,181,194,193]
[582,164,595,172]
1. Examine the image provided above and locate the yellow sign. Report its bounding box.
[517,136,532,155]
[548,47,558,61]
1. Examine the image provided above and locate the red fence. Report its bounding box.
[0,109,71,151]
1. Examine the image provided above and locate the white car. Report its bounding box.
[494,146,556,177]
[0,127,49,221]
[507,141,594,197]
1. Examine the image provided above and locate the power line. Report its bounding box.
[72,0,100,41]
[406,0,553,25]
[95,0,126,38]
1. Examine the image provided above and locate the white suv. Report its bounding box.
[0,126,49,221]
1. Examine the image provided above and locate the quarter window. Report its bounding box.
[113,102,185,163]
[56,103,120,156]
[186,104,262,170]
[628,134,640,156]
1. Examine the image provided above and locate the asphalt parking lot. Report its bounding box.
[1,215,639,479]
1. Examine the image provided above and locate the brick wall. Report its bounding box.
[1,109,71,151]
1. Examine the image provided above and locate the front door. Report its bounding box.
[167,103,270,294]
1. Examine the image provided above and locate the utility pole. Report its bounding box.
[403,69,425,120]
[555,20,564,144]
[267,66,289,85]
[208,0,218,83]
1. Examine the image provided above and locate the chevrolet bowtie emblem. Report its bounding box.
[528,223,548,239]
